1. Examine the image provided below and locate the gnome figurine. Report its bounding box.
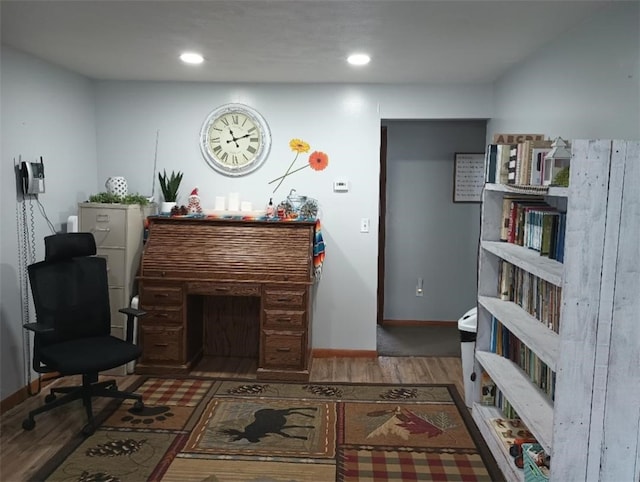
[187,187,202,214]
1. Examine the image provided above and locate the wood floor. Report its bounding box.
[0,356,463,481]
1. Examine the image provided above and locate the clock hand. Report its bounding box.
[227,129,240,148]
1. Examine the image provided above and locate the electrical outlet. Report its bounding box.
[360,218,370,233]
[416,277,424,297]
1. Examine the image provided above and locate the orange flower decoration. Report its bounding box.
[308,151,329,171]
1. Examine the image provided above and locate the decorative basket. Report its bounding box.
[522,443,550,482]
[277,189,319,220]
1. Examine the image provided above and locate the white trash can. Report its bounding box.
[457,307,477,409]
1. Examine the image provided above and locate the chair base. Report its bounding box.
[22,373,144,435]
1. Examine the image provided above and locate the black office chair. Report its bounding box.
[22,232,146,435]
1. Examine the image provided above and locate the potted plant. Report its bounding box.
[158,169,183,213]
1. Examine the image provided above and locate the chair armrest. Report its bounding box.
[118,307,147,344]
[23,323,55,334]
[118,307,147,318]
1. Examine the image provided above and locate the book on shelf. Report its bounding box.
[485,144,498,183]
[508,199,548,245]
[497,144,512,185]
[496,261,562,333]
[539,212,560,256]
[507,144,518,184]
[520,140,553,186]
[485,138,552,187]
[490,318,556,400]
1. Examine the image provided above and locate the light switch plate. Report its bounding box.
[360,218,370,233]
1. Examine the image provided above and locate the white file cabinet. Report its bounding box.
[78,203,152,375]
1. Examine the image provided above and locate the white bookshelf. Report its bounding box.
[472,140,640,482]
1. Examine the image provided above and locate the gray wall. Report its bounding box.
[383,120,485,322]
[489,1,639,140]
[1,47,98,399]
[1,2,638,400]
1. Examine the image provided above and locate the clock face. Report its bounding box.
[199,103,271,176]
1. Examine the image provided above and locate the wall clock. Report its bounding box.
[199,103,272,177]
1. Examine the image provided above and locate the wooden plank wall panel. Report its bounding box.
[584,140,626,480]
[600,141,640,481]
[551,140,612,481]
[203,296,260,357]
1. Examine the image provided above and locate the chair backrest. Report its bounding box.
[28,233,111,348]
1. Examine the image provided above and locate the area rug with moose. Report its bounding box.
[33,378,503,482]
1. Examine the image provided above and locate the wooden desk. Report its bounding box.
[136,216,315,381]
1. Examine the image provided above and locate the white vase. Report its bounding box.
[105,176,128,197]
[160,201,176,214]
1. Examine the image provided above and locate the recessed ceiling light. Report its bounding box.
[347,53,370,66]
[180,52,204,65]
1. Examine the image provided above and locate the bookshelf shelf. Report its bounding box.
[472,404,524,482]
[481,241,562,286]
[476,350,554,453]
[484,183,569,198]
[478,295,559,370]
[474,139,639,482]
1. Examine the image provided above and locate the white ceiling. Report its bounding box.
[1,0,611,84]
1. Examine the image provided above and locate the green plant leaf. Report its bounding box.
[158,169,183,202]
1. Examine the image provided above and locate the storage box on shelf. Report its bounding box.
[473,140,640,482]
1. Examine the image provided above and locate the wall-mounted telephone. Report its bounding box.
[21,158,46,195]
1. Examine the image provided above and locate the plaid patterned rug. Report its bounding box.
[32,378,503,481]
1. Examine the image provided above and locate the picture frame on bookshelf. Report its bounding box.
[453,152,485,203]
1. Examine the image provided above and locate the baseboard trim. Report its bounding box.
[381,319,456,327]
[312,349,378,358]
[0,374,59,415]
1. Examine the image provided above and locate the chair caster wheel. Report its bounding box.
[45,393,56,403]
[82,423,95,436]
[22,418,35,431]
[132,401,144,412]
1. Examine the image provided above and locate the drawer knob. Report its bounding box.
[92,227,111,233]
[155,293,169,298]
[154,343,169,348]
[276,347,291,352]
[276,297,291,302]
[277,317,292,322]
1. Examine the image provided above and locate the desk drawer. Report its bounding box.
[140,325,183,363]
[263,288,307,309]
[187,282,260,297]
[140,285,183,306]
[141,306,183,325]
[261,332,304,369]
[263,309,305,329]
[80,208,126,247]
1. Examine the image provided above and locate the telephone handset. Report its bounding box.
[21,158,45,195]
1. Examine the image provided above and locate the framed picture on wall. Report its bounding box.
[453,152,485,203]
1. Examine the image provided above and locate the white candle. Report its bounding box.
[240,201,252,212]
[228,192,240,211]
[215,196,226,211]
